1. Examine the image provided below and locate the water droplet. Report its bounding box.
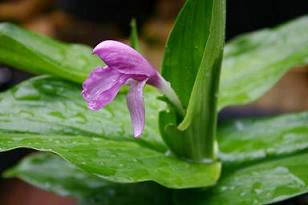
[13,86,40,100]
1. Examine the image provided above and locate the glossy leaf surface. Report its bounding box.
[174,151,308,205]
[0,23,101,83]
[218,112,308,164]
[219,16,308,109]
[5,152,171,205]
[173,113,308,204]
[177,0,225,160]
[161,0,214,107]
[0,76,220,189]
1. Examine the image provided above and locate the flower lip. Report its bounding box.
[81,66,129,111]
[93,40,156,77]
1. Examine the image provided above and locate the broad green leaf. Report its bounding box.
[0,23,101,83]
[5,153,172,205]
[218,16,308,109]
[0,132,220,189]
[129,18,141,52]
[0,75,166,150]
[217,112,308,164]
[4,152,110,198]
[161,0,214,107]
[174,151,308,205]
[0,76,220,188]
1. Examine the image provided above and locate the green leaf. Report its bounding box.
[161,0,215,107]
[218,16,308,109]
[217,112,308,164]
[174,151,308,205]
[129,18,141,52]
[0,75,166,150]
[0,23,101,83]
[170,112,308,204]
[0,76,220,189]
[5,152,172,205]
[0,131,220,189]
[4,152,110,198]
[160,0,225,161]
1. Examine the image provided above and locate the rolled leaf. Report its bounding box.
[160,0,226,161]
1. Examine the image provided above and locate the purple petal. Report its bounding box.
[93,40,156,77]
[126,79,147,137]
[82,66,129,110]
[82,66,119,98]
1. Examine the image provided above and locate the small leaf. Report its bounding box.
[130,18,141,52]
[174,151,308,205]
[218,16,308,109]
[0,76,220,189]
[0,23,101,83]
[5,153,172,205]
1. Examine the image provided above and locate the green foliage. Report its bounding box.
[160,0,225,161]
[0,7,308,205]
[218,112,308,164]
[161,0,214,107]
[129,18,141,52]
[1,76,308,199]
[174,151,308,205]
[219,16,308,109]
[0,76,166,150]
[0,23,101,83]
[6,109,308,205]
[0,76,220,189]
[1,17,307,111]
[173,113,308,204]
[5,152,172,205]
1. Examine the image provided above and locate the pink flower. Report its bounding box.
[82,40,183,137]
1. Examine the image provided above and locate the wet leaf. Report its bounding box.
[0,76,220,189]
[0,23,101,83]
[218,112,308,164]
[174,151,308,205]
[5,152,172,205]
[219,16,308,109]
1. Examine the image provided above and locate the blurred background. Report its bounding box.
[0,0,307,204]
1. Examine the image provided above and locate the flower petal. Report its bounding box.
[82,66,128,110]
[82,66,119,98]
[126,79,147,137]
[93,40,156,77]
